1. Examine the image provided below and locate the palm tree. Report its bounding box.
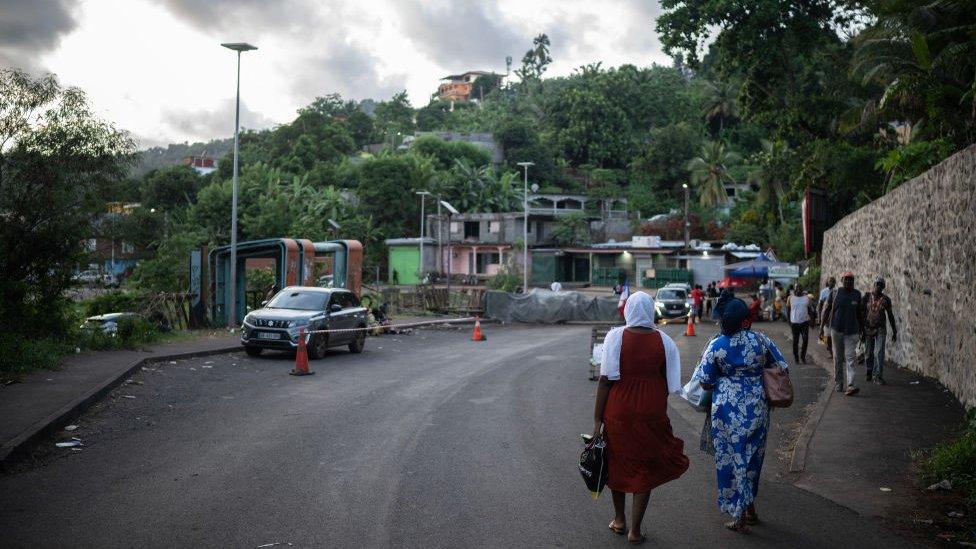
[686,141,741,209]
[851,0,976,140]
[701,80,740,134]
[748,139,790,222]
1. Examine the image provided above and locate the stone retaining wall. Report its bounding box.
[821,144,976,407]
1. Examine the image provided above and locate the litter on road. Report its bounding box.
[910,381,921,385]
[927,479,953,491]
[55,438,83,448]
[879,487,892,492]
[64,425,78,431]
[122,395,136,399]
[256,543,293,548]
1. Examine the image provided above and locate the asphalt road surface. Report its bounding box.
[0,323,917,548]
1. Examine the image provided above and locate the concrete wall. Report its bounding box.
[821,144,976,407]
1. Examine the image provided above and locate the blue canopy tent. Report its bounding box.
[723,253,793,278]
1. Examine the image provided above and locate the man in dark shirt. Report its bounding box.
[863,277,897,385]
[822,271,866,396]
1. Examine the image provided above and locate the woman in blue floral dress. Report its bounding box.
[695,298,789,533]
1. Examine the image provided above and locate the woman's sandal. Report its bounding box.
[628,532,646,545]
[743,510,759,525]
[725,520,750,534]
[608,520,627,535]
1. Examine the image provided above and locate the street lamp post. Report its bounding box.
[416,191,431,283]
[682,183,690,250]
[517,162,535,292]
[221,41,257,328]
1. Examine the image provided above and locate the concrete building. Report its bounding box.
[421,194,635,285]
[182,154,217,175]
[437,71,498,102]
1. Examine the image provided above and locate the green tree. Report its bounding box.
[551,211,592,246]
[747,139,792,222]
[410,135,491,170]
[140,165,202,210]
[515,33,553,83]
[344,110,376,149]
[851,0,976,146]
[0,69,132,344]
[686,141,741,208]
[374,90,415,138]
[700,79,740,134]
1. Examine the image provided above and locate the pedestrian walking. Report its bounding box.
[787,285,811,363]
[821,271,865,396]
[593,291,689,544]
[694,298,789,533]
[773,282,786,321]
[817,277,837,358]
[705,282,718,318]
[690,284,705,323]
[863,277,897,384]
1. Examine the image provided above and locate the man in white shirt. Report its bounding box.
[787,285,811,363]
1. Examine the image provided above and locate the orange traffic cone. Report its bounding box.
[683,313,697,337]
[289,327,315,376]
[471,317,487,342]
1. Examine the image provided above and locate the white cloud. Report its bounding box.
[9,0,671,148]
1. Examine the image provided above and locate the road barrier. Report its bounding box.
[302,316,479,336]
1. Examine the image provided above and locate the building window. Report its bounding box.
[476,252,501,273]
[121,241,134,254]
[488,221,500,234]
[464,221,480,240]
[450,222,461,233]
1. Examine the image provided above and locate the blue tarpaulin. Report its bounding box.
[723,253,792,278]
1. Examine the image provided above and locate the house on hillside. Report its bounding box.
[437,71,500,103]
[182,153,217,175]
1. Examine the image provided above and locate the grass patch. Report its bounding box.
[920,408,976,506]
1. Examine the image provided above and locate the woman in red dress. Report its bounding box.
[592,291,689,544]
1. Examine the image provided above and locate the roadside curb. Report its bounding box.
[0,345,240,465]
[789,334,835,473]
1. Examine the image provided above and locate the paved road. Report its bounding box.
[0,324,917,548]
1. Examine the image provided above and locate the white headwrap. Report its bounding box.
[599,291,682,393]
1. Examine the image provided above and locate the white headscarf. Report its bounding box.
[599,291,682,393]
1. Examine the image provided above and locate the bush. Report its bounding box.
[922,409,976,505]
[487,271,521,293]
[84,290,145,317]
[796,262,821,294]
[0,335,68,379]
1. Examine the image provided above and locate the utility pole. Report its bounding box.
[682,183,690,250]
[517,162,535,292]
[416,191,431,283]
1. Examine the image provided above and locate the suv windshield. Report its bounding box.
[656,289,687,300]
[266,291,329,311]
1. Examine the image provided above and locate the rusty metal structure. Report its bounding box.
[206,238,363,325]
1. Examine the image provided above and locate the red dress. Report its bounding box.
[603,329,689,493]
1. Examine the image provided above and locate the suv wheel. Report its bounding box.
[245,346,262,357]
[308,334,328,359]
[348,328,366,354]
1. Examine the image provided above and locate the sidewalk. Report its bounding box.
[791,334,966,520]
[0,332,240,463]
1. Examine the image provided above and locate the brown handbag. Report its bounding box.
[760,339,794,407]
[763,366,794,408]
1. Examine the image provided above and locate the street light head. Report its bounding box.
[327,218,341,231]
[682,183,689,189]
[440,200,459,215]
[516,161,535,167]
[416,190,432,196]
[221,42,258,52]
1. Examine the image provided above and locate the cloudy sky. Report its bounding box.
[2,0,670,148]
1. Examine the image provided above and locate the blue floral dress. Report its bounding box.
[694,330,788,519]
